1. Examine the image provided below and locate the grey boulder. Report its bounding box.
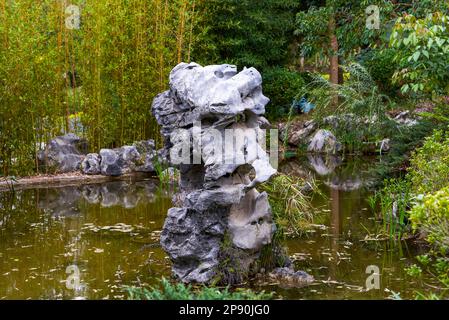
[307,129,342,154]
[99,141,157,176]
[37,133,86,173]
[81,153,101,175]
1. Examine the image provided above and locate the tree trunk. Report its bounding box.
[328,6,339,107]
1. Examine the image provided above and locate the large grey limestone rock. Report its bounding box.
[152,62,279,284]
[37,133,86,173]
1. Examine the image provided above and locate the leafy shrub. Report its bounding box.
[263,67,306,120]
[407,130,449,194]
[195,0,300,71]
[369,119,436,184]
[409,187,449,250]
[390,12,449,97]
[124,278,272,300]
[405,264,423,278]
[418,97,449,124]
[358,48,400,97]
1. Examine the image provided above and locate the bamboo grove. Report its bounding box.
[0,0,202,176]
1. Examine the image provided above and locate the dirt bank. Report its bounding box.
[0,172,156,192]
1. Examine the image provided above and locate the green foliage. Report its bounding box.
[405,264,422,278]
[294,0,393,61]
[299,63,396,152]
[390,12,449,97]
[416,254,431,266]
[369,119,436,183]
[407,130,449,194]
[408,253,449,299]
[419,97,449,124]
[295,6,330,58]
[305,63,390,119]
[195,0,300,71]
[0,0,66,175]
[370,127,449,244]
[125,278,272,300]
[260,173,322,237]
[262,67,306,120]
[409,187,449,250]
[0,0,201,176]
[358,48,400,97]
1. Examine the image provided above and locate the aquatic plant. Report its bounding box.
[368,118,436,184]
[369,178,412,240]
[405,264,423,278]
[405,253,449,299]
[124,278,272,300]
[370,129,449,240]
[260,173,322,237]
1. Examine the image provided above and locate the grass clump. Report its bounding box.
[260,173,322,237]
[369,178,413,240]
[124,278,272,300]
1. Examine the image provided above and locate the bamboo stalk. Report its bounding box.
[177,0,187,64]
[187,0,196,62]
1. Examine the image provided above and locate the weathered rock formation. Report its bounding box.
[37,133,86,173]
[279,120,317,146]
[307,129,342,154]
[152,62,278,284]
[39,134,157,176]
[278,114,393,155]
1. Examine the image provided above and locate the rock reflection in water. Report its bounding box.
[39,180,160,216]
[0,179,172,300]
[281,154,375,192]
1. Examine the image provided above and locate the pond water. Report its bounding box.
[0,156,438,300]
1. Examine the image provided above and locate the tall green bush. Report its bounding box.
[358,48,400,97]
[262,67,306,120]
[195,0,300,71]
[410,187,449,251]
[407,130,449,194]
[390,12,449,97]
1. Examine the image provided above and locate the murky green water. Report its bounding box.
[0,180,172,299]
[0,157,439,299]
